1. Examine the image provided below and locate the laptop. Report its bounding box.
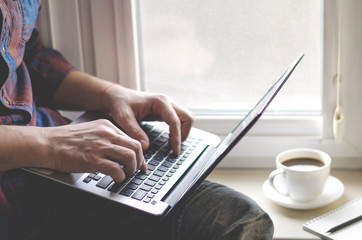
[24,53,304,217]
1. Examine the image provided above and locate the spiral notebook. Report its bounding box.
[303,197,362,240]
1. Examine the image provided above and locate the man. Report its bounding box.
[0,0,273,239]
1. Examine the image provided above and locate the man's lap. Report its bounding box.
[28,174,273,240]
[172,180,274,240]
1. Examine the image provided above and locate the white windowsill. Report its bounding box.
[207,166,362,240]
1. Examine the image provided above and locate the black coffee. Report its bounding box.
[282,158,324,170]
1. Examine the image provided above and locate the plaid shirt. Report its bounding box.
[0,0,75,238]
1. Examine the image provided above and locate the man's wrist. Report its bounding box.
[100,82,120,111]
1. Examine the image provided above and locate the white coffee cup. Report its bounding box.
[268,148,331,202]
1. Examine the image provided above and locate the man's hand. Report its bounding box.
[103,84,195,155]
[42,120,146,182]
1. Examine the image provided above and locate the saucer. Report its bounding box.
[262,175,344,210]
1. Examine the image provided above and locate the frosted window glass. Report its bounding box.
[138,0,322,112]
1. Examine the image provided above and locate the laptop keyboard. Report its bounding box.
[82,123,201,203]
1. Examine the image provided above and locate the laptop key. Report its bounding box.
[145,179,157,187]
[131,178,143,185]
[108,182,124,193]
[148,160,160,166]
[126,183,138,190]
[132,189,148,201]
[88,173,96,178]
[96,175,113,189]
[120,187,134,197]
[153,155,164,162]
[135,173,147,180]
[148,131,160,140]
[158,136,168,143]
[144,152,153,160]
[140,184,152,192]
[149,175,160,182]
[147,164,155,171]
[166,156,177,164]
[147,193,155,199]
[158,150,169,158]
[93,175,101,181]
[153,140,165,147]
[83,176,92,183]
[153,170,164,177]
[147,146,158,154]
[161,161,173,168]
[157,166,168,172]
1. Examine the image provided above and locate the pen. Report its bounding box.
[326,215,362,234]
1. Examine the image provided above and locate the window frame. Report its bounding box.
[40,0,362,169]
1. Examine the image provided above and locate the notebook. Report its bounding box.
[303,197,362,240]
[24,54,304,218]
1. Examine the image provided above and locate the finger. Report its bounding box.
[140,160,148,173]
[114,112,150,150]
[172,103,195,141]
[100,119,146,170]
[106,145,141,177]
[141,108,194,141]
[96,159,126,183]
[168,119,181,155]
[151,96,182,154]
[110,135,146,172]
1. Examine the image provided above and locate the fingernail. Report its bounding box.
[140,140,148,149]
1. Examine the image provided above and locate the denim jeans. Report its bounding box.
[34,179,273,240]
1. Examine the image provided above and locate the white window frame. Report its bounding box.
[39,0,362,169]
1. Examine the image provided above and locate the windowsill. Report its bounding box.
[206,167,362,240]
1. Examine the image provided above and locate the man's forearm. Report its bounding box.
[0,126,48,171]
[52,70,113,111]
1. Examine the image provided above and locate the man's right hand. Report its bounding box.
[41,119,146,182]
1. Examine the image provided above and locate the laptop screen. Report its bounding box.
[200,53,304,174]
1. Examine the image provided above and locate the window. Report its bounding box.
[137,0,322,114]
[39,0,362,169]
